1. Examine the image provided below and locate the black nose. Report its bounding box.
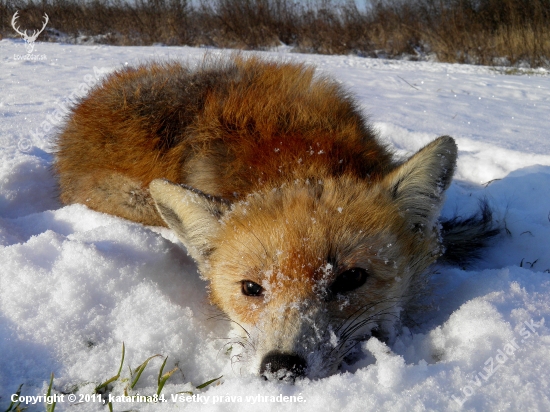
[260,351,307,381]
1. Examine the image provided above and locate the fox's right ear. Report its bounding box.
[149,179,229,268]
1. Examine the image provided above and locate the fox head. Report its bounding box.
[149,136,457,381]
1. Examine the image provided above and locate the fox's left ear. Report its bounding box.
[381,136,457,232]
[149,179,230,268]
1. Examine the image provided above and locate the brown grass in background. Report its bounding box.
[1,0,549,67]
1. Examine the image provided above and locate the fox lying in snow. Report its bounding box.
[55,55,497,381]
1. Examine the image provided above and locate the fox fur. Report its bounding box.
[55,55,497,381]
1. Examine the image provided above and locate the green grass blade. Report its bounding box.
[196,376,223,390]
[45,373,56,412]
[157,357,178,396]
[4,384,23,412]
[95,342,125,393]
[157,356,168,385]
[130,354,161,389]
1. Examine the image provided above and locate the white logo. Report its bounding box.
[11,11,49,54]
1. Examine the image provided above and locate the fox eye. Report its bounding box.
[329,268,368,296]
[241,280,263,296]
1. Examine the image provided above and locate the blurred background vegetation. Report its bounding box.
[1,0,549,68]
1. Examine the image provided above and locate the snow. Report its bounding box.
[1,39,550,411]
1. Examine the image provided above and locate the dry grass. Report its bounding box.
[1,0,549,68]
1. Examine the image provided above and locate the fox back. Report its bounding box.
[55,56,495,380]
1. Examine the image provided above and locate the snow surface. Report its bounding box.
[1,39,550,411]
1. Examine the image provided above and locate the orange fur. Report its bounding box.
[55,56,392,225]
[55,55,460,380]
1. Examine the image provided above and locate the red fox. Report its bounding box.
[55,55,497,381]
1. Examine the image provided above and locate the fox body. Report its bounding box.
[55,56,495,380]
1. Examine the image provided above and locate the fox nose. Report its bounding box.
[260,351,307,381]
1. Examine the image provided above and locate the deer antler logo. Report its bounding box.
[11,11,49,54]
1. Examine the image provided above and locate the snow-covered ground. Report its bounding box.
[1,39,549,411]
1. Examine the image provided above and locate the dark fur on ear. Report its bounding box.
[439,199,500,266]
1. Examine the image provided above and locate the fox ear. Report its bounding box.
[149,179,229,267]
[381,136,457,232]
